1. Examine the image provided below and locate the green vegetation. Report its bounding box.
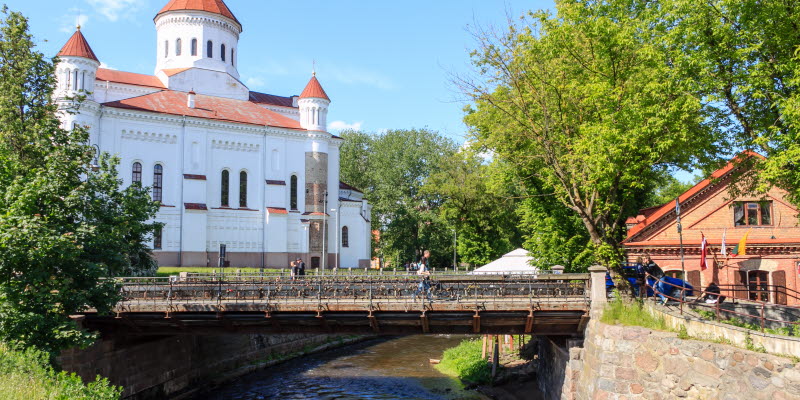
[601,294,669,331]
[0,342,120,399]
[435,339,492,385]
[693,310,800,337]
[0,7,159,355]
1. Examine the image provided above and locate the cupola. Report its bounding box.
[55,26,100,100]
[298,74,331,132]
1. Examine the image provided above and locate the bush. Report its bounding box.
[0,342,121,399]
[435,339,492,384]
[601,293,669,331]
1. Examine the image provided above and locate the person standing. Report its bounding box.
[643,255,668,304]
[290,260,297,279]
[296,258,306,276]
[418,250,431,274]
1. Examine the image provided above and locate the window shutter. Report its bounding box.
[772,270,787,305]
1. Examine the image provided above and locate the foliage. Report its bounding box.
[0,342,121,399]
[0,8,160,355]
[461,0,720,267]
[435,338,492,385]
[677,324,690,340]
[661,0,800,212]
[601,294,669,331]
[644,173,698,209]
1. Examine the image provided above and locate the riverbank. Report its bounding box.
[0,342,120,399]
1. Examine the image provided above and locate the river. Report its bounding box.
[194,335,490,400]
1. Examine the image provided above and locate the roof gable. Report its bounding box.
[96,68,166,89]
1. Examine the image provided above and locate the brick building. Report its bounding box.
[623,152,800,305]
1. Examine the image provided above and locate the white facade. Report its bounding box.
[54,1,372,269]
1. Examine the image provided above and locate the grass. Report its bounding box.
[692,309,800,337]
[601,292,669,331]
[435,338,492,385]
[0,342,121,400]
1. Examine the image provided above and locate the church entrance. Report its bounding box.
[311,257,320,269]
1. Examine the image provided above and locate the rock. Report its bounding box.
[635,351,659,373]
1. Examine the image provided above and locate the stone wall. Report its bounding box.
[558,318,800,399]
[59,333,358,399]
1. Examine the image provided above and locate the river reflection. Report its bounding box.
[196,335,488,400]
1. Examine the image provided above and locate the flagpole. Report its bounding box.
[676,198,685,315]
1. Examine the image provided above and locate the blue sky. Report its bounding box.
[8,0,555,142]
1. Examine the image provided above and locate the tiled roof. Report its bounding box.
[103,90,303,129]
[157,0,240,26]
[57,29,98,62]
[625,238,800,247]
[96,68,166,89]
[249,91,295,108]
[184,202,207,210]
[624,151,765,240]
[300,75,329,101]
[339,181,363,193]
[161,68,191,77]
[266,207,288,214]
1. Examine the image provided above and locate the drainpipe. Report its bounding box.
[178,115,186,267]
[262,126,267,269]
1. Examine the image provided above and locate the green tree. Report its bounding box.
[339,129,459,267]
[662,0,800,208]
[0,8,160,355]
[461,0,720,267]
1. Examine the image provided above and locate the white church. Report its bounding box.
[53,0,372,270]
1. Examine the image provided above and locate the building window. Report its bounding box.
[342,226,349,248]
[221,44,226,61]
[153,164,163,202]
[191,38,197,56]
[207,40,213,58]
[164,40,169,58]
[153,227,163,250]
[221,170,230,207]
[231,48,235,66]
[81,71,85,91]
[132,162,142,185]
[239,170,247,208]
[73,70,78,90]
[290,175,298,210]
[734,201,772,226]
[175,38,182,56]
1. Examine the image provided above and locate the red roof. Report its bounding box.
[96,68,166,89]
[266,207,288,214]
[625,151,765,240]
[300,75,330,101]
[103,90,302,129]
[339,181,363,193]
[249,91,295,108]
[161,68,191,77]
[57,29,98,62]
[157,0,240,26]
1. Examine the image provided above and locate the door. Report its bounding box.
[747,270,769,302]
[311,256,320,269]
[772,270,787,305]
[687,270,701,292]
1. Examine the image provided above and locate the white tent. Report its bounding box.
[470,248,538,275]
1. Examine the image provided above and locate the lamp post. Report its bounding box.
[320,190,328,275]
[90,144,100,172]
[453,228,457,273]
[331,206,339,271]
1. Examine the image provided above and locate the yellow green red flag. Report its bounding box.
[731,230,751,257]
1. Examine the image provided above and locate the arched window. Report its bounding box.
[231,48,235,66]
[175,38,182,56]
[220,170,230,207]
[73,70,78,90]
[80,71,85,91]
[239,170,247,208]
[342,226,349,248]
[191,38,197,56]
[207,40,213,58]
[132,162,142,185]
[153,227,163,250]
[164,40,169,58]
[221,44,226,61]
[290,175,298,210]
[153,164,163,202]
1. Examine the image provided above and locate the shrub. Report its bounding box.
[435,339,492,384]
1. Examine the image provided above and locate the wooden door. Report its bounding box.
[733,271,746,300]
[747,271,769,302]
[772,270,787,305]
[687,270,701,292]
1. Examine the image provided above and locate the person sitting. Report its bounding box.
[642,255,669,304]
[701,282,724,304]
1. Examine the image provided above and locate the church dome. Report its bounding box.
[156,0,240,26]
[57,27,98,62]
[300,75,330,101]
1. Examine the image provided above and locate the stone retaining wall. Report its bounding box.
[559,318,800,399]
[59,333,360,399]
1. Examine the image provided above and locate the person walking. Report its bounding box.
[296,258,306,276]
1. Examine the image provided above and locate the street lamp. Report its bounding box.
[90,144,100,172]
[453,228,457,272]
[330,206,339,271]
[320,190,328,275]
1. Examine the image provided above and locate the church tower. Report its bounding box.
[55,26,100,101]
[298,74,330,132]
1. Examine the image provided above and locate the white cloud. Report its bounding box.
[328,120,363,131]
[99,62,116,70]
[245,77,266,88]
[87,0,144,22]
[60,11,89,33]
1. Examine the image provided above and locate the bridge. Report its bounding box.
[78,268,608,336]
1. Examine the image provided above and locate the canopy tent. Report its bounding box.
[470,248,538,275]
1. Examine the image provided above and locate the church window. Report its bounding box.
[221,44,226,62]
[153,164,163,202]
[80,71,85,91]
[73,70,78,90]
[290,175,298,210]
[132,162,142,185]
[221,170,230,207]
[207,40,213,58]
[342,226,349,248]
[734,201,772,226]
[239,171,247,208]
[164,40,169,58]
[153,227,163,250]
[231,48,235,66]
[176,38,182,56]
[191,38,197,56]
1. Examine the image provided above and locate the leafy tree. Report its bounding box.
[0,8,160,355]
[662,0,800,209]
[460,0,720,267]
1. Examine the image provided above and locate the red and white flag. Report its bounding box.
[700,233,708,271]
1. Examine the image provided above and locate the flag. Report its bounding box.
[720,228,727,256]
[731,230,751,257]
[700,233,708,270]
